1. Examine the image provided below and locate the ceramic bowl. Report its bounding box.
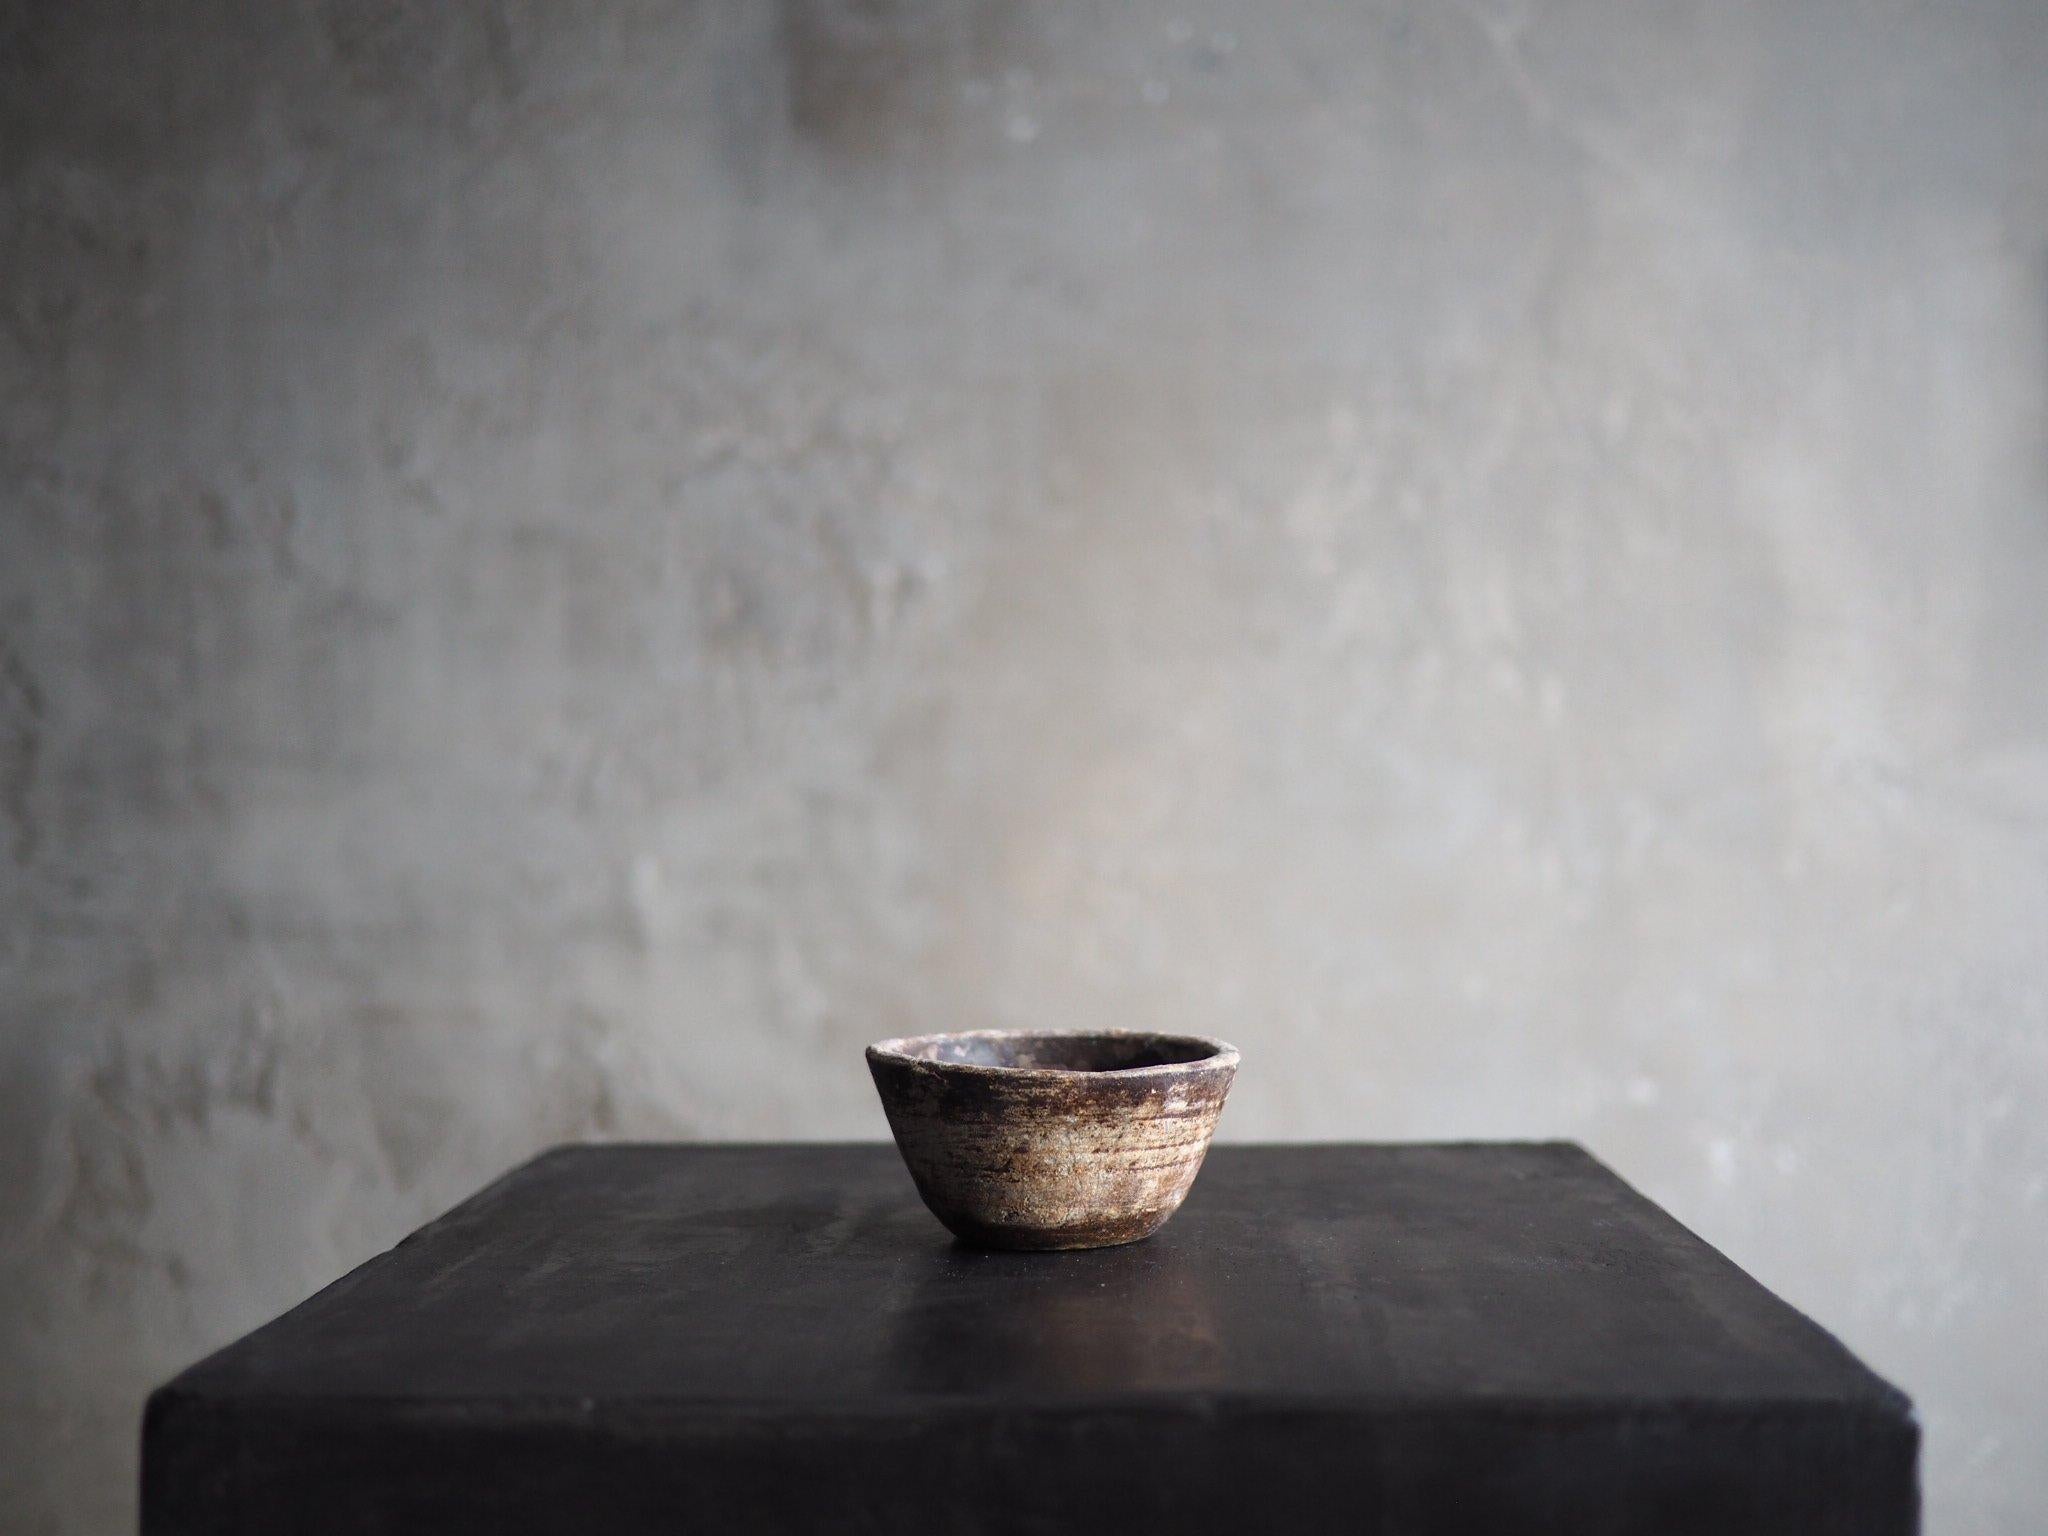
[866,1029,1240,1251]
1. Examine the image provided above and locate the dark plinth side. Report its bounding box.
[142,1144,1916,1535]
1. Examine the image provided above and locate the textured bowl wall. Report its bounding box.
[868,1034,1238,1248]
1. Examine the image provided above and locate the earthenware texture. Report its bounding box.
[866,1029,1240,1250]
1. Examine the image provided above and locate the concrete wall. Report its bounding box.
[4,1,2045,1530]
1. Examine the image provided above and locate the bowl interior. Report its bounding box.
[883,1031,1224,1073]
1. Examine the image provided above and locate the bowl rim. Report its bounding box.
[865,1027,1240,1082]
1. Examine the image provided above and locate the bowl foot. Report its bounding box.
[936,1208,1176,1251]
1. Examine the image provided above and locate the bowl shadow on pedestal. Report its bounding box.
[880,1233,1227,1397]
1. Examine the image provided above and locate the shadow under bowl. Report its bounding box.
[866,1029,1240,1251]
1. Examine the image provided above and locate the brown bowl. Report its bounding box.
[866,1029,1240,1251]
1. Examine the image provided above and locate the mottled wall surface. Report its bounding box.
[3,1,2045,1531]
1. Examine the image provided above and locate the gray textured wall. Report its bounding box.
[3,1,2046,1531]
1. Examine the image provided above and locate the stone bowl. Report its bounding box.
[866,1029,1240,1251]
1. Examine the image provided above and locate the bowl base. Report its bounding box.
[938,1208,1175,1252]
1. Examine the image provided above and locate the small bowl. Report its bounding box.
[866,1029,1240,1251]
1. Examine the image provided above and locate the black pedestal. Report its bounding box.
[144,1142,1916,1534]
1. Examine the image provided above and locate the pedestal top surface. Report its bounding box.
[165,1141,1902,1413]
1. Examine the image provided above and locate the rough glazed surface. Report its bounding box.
[867,1030,1237,1247]
[5,4,2048,1532]
[143,1144,1917,1536]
